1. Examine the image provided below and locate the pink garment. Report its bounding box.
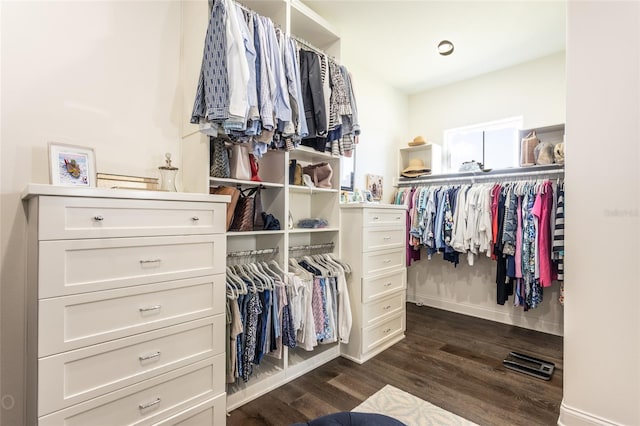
[515,197,523,279]
[532,182,553,287]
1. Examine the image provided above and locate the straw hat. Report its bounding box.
[408,136,427,147]
[401,158,431,178]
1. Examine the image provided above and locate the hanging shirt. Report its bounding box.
[191,0,229,131]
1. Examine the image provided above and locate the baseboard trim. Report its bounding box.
[407,295,563,336]
[558,400,622,426]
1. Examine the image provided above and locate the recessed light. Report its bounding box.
[438,40,454,56]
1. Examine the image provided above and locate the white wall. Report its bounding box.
[560,2,639,425]
[404,53,567,336]
[0,2,182,424]
[408,52,566,151]
[338,31,409,204]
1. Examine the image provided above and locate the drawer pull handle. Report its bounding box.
[191,216,200,221]
[372,216,379,220]
[93,215,104,221]
[139,351,161,361]
[383,305,392,310]
[139,398,161,410]
[395,216,401,220]
[383,259,391,264]
[383,236,391,240]
[383,328,392,333]
[139,305,161,313]
[139,259,161,264]
[384,282,392,287]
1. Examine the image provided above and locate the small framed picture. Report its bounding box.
[48,142,96,187]
[362,190,373,202]
[366,174,383,201]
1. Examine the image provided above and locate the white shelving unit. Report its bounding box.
[397,143,443,180]
[180,0,344,413]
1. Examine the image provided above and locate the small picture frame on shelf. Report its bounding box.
[362,190,373,202]
[366,173,383,201]
[48,142,96,187]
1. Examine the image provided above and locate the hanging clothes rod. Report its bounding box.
[227,247,279,258]
[396,166,564,187]
[292,35,336,61]
[289,242,335,253]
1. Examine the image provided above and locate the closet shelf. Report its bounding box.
[289,185,338,194]
[227,230,285,237]
[209,177,284,188]
[289,227,339,234]
[396,164,565,187]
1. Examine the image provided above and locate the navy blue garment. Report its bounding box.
[291,412,406,426]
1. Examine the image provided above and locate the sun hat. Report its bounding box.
[408,136,427,147]
[401,158,431,178]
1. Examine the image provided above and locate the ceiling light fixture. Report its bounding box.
[438,40,454,56]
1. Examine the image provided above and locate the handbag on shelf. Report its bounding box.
[249,154,262,182]
[520,131,539,167]
[253,186,265,230]
[210,185,240,231]
[302,162,333,188]
[209,138,230,178]
[229,143,252,181]
[229,186,261,232]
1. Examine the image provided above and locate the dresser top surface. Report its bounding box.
[22,184,230,204]
[340,203,406,210]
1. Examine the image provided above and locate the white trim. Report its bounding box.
[558,400,623,426]
[407,296,563,336]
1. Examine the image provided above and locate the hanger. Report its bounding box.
[226,266,248,294]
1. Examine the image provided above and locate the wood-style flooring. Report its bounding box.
[228,303,563,426]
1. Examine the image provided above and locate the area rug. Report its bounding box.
[352,384,478,426]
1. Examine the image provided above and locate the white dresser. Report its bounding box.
[340,204,407,364]
[23,184,229,425]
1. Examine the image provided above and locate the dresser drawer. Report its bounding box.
[362,313,405,354]
[362,248,405,277]
[153,394,226,426]
[38,316,224,416]
[38,355,224,426]
[37,196,226,240]
[362,269,406,303]
[362,227,405,252]
[364,209,405,227]
[39,234,225,297]
[39,275,225,356]
[363,292,405,327]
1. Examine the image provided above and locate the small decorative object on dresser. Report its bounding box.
[48,142,96,187]
[158,153,178,192]
[366,174,383,201]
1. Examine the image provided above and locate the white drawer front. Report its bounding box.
[362,269,406,303]
[38,196,225,240]
[38,316,224,416]
[39,276,225,356]
[38,355,224,426]
[39,234,225,297]
[362,248,405,277]
[362,313,405,354]
[363,292,405,327]
[362,227,405,252]
[364,209,405,227]
[152,394,226,426]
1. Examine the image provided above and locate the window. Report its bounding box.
[444,117,522,172]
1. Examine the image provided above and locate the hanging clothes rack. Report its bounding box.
[289,242,335,254]
[292,35,336,61]
[227,247,279,260]
[396,165,564,187]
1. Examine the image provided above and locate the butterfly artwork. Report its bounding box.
[49,142,94,187]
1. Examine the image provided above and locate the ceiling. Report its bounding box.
[303,1,567,94]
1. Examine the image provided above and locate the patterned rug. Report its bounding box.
[352,384,478,426]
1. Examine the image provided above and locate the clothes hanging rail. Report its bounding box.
[396,165,564,187]
[227,247,279,258]
[289,242,335,254]
[292,35,336,62]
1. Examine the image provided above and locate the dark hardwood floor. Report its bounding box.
[228,303,563,426]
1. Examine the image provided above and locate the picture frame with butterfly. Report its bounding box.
[48,142,97,187]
